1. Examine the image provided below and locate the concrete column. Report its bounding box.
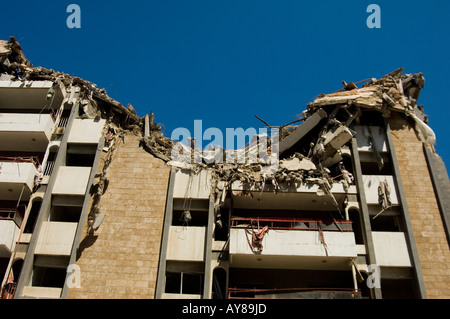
[202,197,215,299]
[155,168,176,299]
[350,138,383,299]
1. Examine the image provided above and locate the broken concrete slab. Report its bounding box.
[279,108,327,155]
[307,86,384,112]
[322,125,354,155]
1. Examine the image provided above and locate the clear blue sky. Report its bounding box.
[1,1,450,165]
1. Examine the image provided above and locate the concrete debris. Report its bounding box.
[378,179,392,210]
[337,162,354,193]
[0,40,11,56]
[280,157,316,171]
[127,66,432,205]
[140,130,174,162]
[279,108,327,155]
[232,190,253,198]
[313,124,355,161]
[0,38,434,209]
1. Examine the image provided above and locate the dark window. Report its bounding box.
[165,272,204,295]
[49,205,82,223]
[172,210,208,227]
[24,199,42,233]
[165,272,182,294]
[32,267,67,288]
[66,144,97,167]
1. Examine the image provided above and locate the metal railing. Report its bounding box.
[0,156,41,169]
[1,282,17,300]
[43,160,55,176]
[0,208,24,228]
[57,116,69,128]
[231,216,353,232]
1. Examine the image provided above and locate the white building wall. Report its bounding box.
[167,226,206,261]
[35,221,78,256]
[0,162,37,190]
[362,175,399,205]
[173,169,211,199]
[0,113,54,139]
[372,231,412,267]
[67,118,106,144]
[0,220,20,257]
[52,166,91,196]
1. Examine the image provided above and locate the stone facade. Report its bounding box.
[389,112,450,299]
[67,133,170,299]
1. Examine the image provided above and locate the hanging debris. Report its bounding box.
[373,179,393,220]
[0,38,434,210]
[245,220,269,254]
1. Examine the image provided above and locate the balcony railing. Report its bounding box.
[1,282,17,300]
[0,207,24,228]
[43,160,55,176]
[228,287,361,299]
[57,116,69,128]
[0,156,40,169]
[230,216,356,258]
[231,217,353,232]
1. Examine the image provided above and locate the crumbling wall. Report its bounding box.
[67,132,170,299]
[389,112,450,299]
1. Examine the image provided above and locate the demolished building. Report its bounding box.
[0,37,449,299]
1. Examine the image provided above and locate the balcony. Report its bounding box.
[52,166,91,196]
[173,169,211,199]
[372,231,412,267]
[229,217,357,270]
[0,208,23,257]
[35,221,78,256]
[0,157,39,200]
[0,80,65,111]
[67,118,106,144]
[167,226,206,261]
[0,113,54,152]
[21,286,62,299]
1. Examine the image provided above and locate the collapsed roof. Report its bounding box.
[0,37,436,196]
